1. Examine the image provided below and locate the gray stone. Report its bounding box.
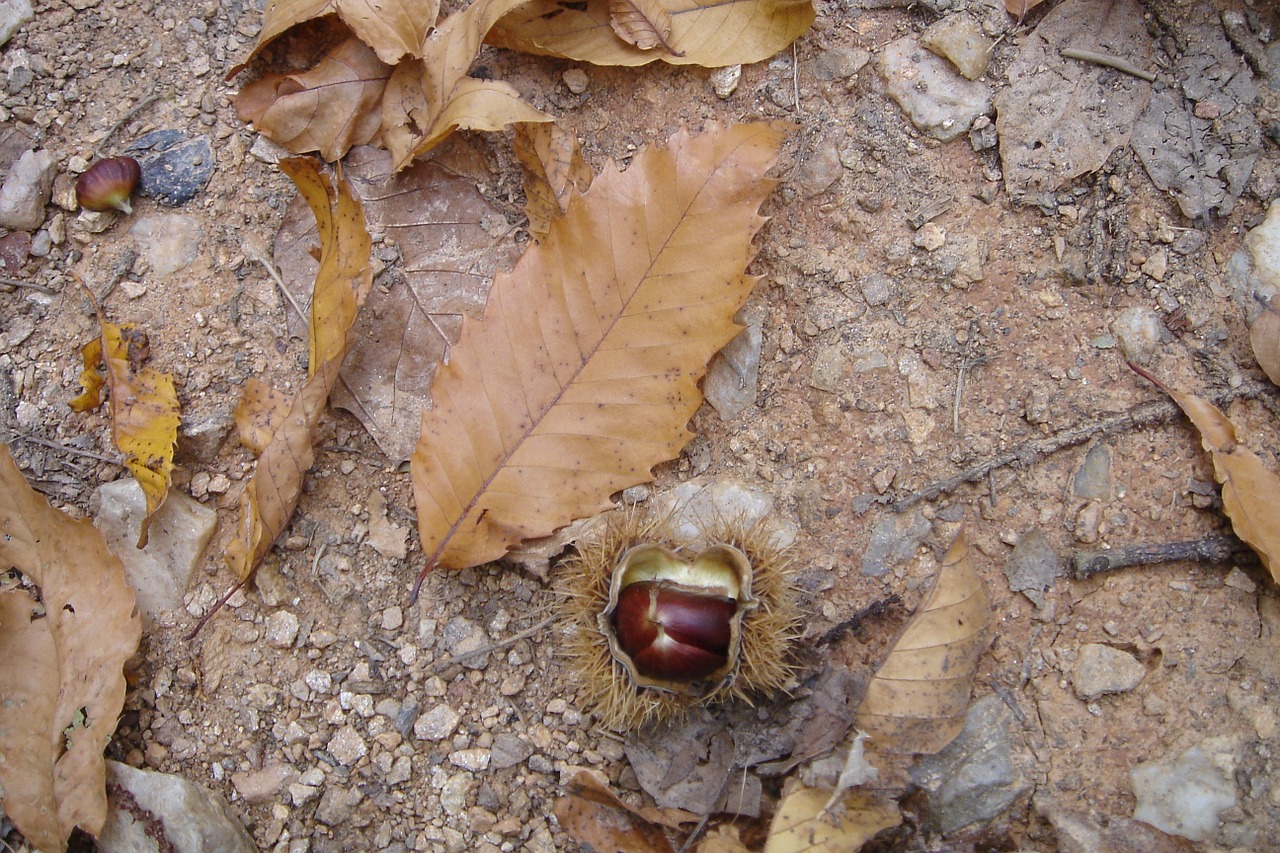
[1003,528,1063,609]
[704,321,762,420]
[1131,744,1238,841]
[794,136,843,196]
[1073,443,1111,500]
[858,274,894,307]
[98,760,256,853]
[860,511,931,576]
[1111,306,1167,366]
[809,343,846,393]
[231,763,297,805]
[1072,643,1145,700]
[490,734,532,769]
[264,611,300,648]
[0,148,55,230]
[314,785,363,826]
[440,616,489,668]
[94,478,218,623]
[0,0,33,49]
[910,695,1030,835]
[414,704,461,741]
[878,37,993,141]
[440,773,472,816]
[449,748,491,772]
[812,46,870,81]
[328,725,368,766]
[126,132,215,206]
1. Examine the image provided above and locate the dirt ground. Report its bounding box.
[4,0,1280,850]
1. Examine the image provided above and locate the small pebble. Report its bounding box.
[264,611,300,648]
[414,704,461,741]
[562,68,588,95]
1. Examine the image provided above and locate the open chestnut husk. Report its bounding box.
[75,156,141,214]
[558,510,800,730]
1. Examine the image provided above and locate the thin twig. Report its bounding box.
[184,578,249,641]
[1073,535,1247,578]
[792,42,801,114]
[8,430,123,464]
[429,614,555,673]
[1061,48,1156,82]
[245,237,307,327]
[0,276,55,295]
[94,92,162,157]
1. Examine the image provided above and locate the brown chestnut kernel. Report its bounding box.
[76,157,141,214]
[612,582,736,682]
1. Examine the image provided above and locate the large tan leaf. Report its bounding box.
[854,530,991,754]
[487,0,815,67]
[235,0,442,69]
[411,122,787,573]
[0,445,142,853]
[1131,364,1280,583]
[513,121,593,241]
[274,144,520,464]
[382,0,555,168]
[69,314,179,550]
[1249,293,1280,385]
[225,158,373,581]
[236,38,391,162]
[764,785,901,853]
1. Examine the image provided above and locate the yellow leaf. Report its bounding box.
[1132,364,1280,582]
[513,122,593,241]
[0,445,142,853]
[70,319,179,549]
[609,0,679,54]
[764,786,900,853]
[855,530,991,754]
[225,158,373,582]
[411,122,788,572]
[488,0,815,67]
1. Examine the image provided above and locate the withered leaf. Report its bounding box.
[855,530,991,754]
[235,38,391,162]
[69,316,179,549]
[1249,293,1280,385]
[236,0,442,69]
[1132,364,1280,582]
[552,771,675,853]
[411,122,788,571]
[226,158,373,582]
[1004,0,1050,15]
[275,144,519,464]
[764,785,901,853]
[234,377,293,454]
[513,122,593,241]
[488,0,815,67]
[0,445,142,853]
[608,0,679,54]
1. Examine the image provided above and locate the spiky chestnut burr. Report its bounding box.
[558,509,800,731]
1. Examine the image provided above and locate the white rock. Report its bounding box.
[414,704,461,741]
[0,0,34,49]
[99,761,256,852]
[264,610,300,648]
[1131,745,1237,841]
[1110,306,1167,366]
[129,213,203,276]
[1072,643,1145,700]
[877,37,992,141]
[328,725,368,766]
[0,148,56,231]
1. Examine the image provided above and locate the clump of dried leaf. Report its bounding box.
[1131,364,1280,582]
[0,446,142,853]
[411,122,789,576]
[69,297,179,549]
[553,770,676,852]
[225,158,373,583]
[513,122,593,241]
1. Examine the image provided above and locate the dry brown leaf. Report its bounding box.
[235,0,442,69]
[0,445,142,853]
[234,377,294,454]
[609,0,679,53]
[1249,293,1280,385]
[488,0,815,67]
[1004,0,1050,15]
[225,158,373,581]
[1131,364,1280,582]
[411,122,787,573]
[513,122,593,241]
[855,530,991,754]
[235,38,391,162]
[275,144,519,463]
[763,785,901,853]
[381,0,555,168]
[69,315,179,549]
[552,771,676,853]
[695,826,751,853]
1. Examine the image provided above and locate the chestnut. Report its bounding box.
[75,156,141,214]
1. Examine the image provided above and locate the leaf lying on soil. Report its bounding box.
[1250,293,1280,385]
[226,158,373,582]
[235,0,442,69]
[0,446,142,853]
[553,771,676,852]
[487,0,815,67]
[1131,364,1280,582]
[69,312,179,549]
[854,530,991,754]
[275,144,520,464]
[609,0,679,54]
[764,785,901,853]
[995,0,1153,206]
[411,122,787,571]
[513,122,593,241]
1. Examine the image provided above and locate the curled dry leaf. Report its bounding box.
[69,312,178,549]
[1131,364,1280,582]
[854,530,991,754]
[1249,293,1280,385]
[411,122,788,573]
[234,0,443,69]
[225,158,372,582]
[609,0,680,54]
[763,785,901,853]
[488,0,815,67]
[552,771,675,853]
[513,121,593,241]
[235,38,391,162]
[0,446,142,853]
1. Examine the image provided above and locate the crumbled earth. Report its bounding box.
[3,0,1280,850]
